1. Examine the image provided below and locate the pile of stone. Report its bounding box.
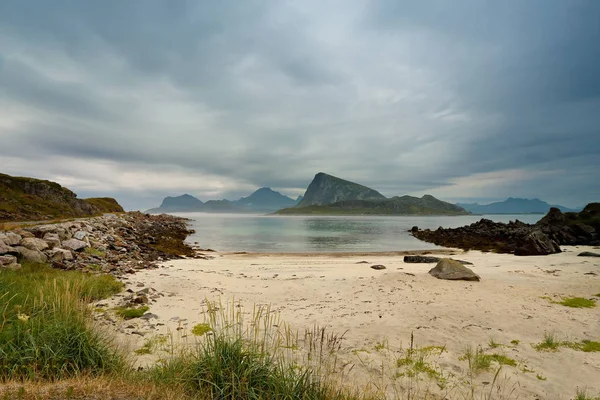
[412,204,599,256]
[0,212,194,274]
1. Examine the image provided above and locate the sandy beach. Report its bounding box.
[100,246,600,399]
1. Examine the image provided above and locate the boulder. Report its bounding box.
[1,262,21,271]
[404,255,441,263]
[578,251,600,257]
[0,255,17,265]
[14,246,48,263]
[73,231,88,240]
[43,233,61,249]
[0,232,22,246]
[62,238,88,252]
[20,237,50,252]
[0,241,16,255]
[15,230,35,239]
[514,230,561,256]
[428,258,480,281]
[47,248,74,262]
[370,264,386,270]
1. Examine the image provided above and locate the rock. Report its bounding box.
[20,237,49,252]
[43,233,61,249]
[140,313,159,320]
[62,238,89,252]
[428,258,480,281]
[404,255,441,263]
[0,255,17,265]
[47,248,74,262]
[0,232,22,246]
[14,246,48,263]
[16,230,35,239]
[370,264,386,270]
[133,295,149,304]
[73,231,88,240]
[0,241,16,255]
[514,230,561,256]
[1,262,21,271]
[411,226,419,233]
[578,251,600,257]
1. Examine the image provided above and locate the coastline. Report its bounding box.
[100,245,600,399]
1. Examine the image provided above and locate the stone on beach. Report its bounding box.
[428,258,480,281]
[578,251,600,257]
[514,230,561,256]
[370,264,386,270]
[14,246,48,263]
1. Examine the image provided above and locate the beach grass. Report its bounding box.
[114,305,150,320]
[0,261,125,380]
[558,297,596,308]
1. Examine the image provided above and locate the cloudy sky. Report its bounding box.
[1,1,598,210]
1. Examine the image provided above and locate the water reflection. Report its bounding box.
[178,213,542,253]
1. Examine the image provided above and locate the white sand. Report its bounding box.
[104,246,600,399]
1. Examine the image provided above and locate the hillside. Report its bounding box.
[458,198,581,214]
[0,173,123,222]
[297,172,386,207]
[277,195,469,216]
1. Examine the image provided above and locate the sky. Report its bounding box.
[1,1,599,211]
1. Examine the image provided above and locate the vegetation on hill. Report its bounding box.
[278,195,469,216]
[84,198,125,213]
[0,173,123,222]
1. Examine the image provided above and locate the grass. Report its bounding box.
[558,297,596,308]
[147,301,355,400]
[84,247,106,258]
[114,306,149,320]
[191,323,212,337]
[536,374,547,381]
[533,332,600,353]
[459,346,518,374]
[510,339,520,346]
[574,388,600,400]
[488,337,502,349]
[533,332,561,351]
[0,261,125,380]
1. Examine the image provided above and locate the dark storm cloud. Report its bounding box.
[0,0,599,209]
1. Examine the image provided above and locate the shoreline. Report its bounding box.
[100,245,600,399]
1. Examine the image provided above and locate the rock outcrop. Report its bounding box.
[428,259,480,281]
[412,204,600,256]
[0,173,123,222]
[296,172,386,207]
[0,212,194,274]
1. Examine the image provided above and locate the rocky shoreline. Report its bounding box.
[0,212,196,274]
[412,203,600,255]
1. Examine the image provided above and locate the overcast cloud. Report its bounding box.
[1,0,599,210]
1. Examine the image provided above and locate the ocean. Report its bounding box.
[173,213,543,253]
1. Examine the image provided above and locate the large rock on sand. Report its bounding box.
[514,230,561,256]
[404,255,441,263]
[578,251,600,257]
[429,258,480,281]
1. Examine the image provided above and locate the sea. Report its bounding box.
[173,213,543,253]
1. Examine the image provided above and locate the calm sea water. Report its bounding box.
[174,213,543,253]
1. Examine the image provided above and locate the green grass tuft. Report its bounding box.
[558,297,596,308]
[534,332,561,351]
[115,306,149,320]
[191,323,212,337]
[84,247,106,258]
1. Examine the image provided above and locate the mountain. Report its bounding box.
[295,195,304,204]
[277,194,468,216]
[457,198,582,214]
[235,187,297,211]
[159,194,204,211]
[297,172,386,207]
[0,173,123,222]
[146,187,297,214]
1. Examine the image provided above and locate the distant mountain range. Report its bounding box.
[146,187,299,214]
[276,173,469,216]
[457,198,582,214]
